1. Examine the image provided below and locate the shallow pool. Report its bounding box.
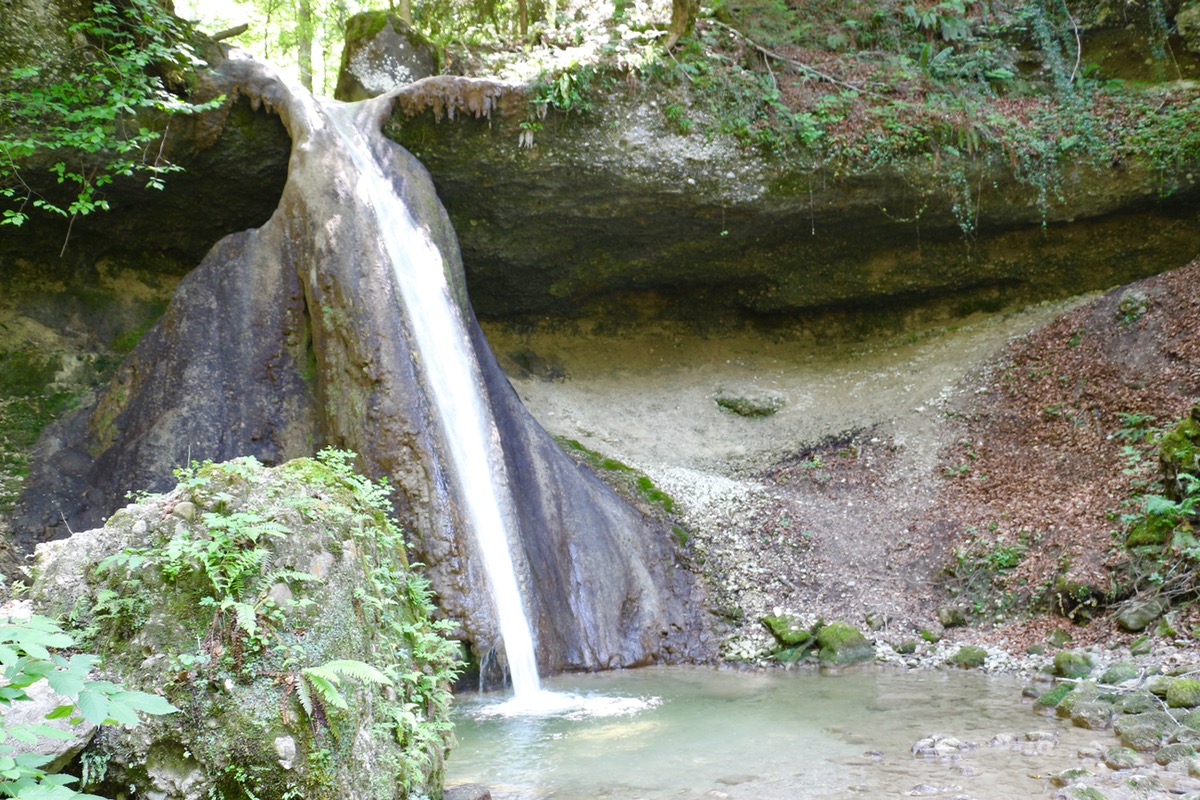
[446,665,1112,799]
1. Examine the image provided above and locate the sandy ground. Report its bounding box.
[483,297,1093,657]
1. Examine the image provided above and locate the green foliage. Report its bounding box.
[85,450,462,798]
[555,437,678,516]
[0,614,176,800]
[0,0,223,234]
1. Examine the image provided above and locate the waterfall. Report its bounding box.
[323,102,541,699]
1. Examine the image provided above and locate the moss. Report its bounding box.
[949,645,987,668]
[813,621,874,666]
[761,613,813,648]
[1035,682,1075,708]
[1100,662,1141,685]
[1168,678,1200,708]
[1053,649,1095,679]
[555,437,678,516]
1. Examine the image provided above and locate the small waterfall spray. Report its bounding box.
[324,103,541,699]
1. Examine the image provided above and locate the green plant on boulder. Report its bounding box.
[813,621,874,666]
[1053,649,1095,679]
[32,450,462,799]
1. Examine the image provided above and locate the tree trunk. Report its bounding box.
[297,0,314,92]
[665,0,698,50]
[518,0,528,35]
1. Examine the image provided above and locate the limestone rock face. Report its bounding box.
[19,54,710,676]
[335,11,439,101]
[380,78,1200,333]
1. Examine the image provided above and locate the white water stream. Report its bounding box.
[322,101,543,700]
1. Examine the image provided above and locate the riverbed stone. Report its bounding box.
[950,645,988,668]
[1155,742,1197,765]
[1118,691,1158,714]
[814,622,874,666]
[1054,650,1095,679]
[1104,745,1145,769]
[1168,678,1200,708]
[1036,683,1076,709]
[1115,712,1176,751]
[1099,662,1140,685]
[1071,701,1117,730]
[1050,768,1093,787]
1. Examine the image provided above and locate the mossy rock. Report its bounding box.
[1104,745,1145,769]
[919,629,941,643]
[762,613,813,648]
[1035,683,1076,708]
[895,640,918,655]
[937,606,968,628]
[1181,709,1200,731]
[1118,691,1158,714]
[1114,711,1176,752]
[1155,742,1198,765]
[1060,787,1105,800]
[30,453,460,800]
[1160,405,1200,500]
[1071,700,1117,730]
[1046,628,1074,647]
[950,645,988,668]
[1099,662,1140,685]
[1053,649,1095,679]
[1168,678,1200,708]
[1049,767,1093,787]
[1131,635,1154,655]
[814,622,874,666]
[1126,514,1174,547]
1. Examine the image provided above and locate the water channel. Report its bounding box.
[447,665,1119,799]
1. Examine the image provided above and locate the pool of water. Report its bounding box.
[446,665,1106,799]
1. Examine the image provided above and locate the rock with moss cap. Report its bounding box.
[950,645,988,668]
[1169,679,1200,709]
[1053,650,1095,679]
[814,621,874,666]
[31,453,461,800]
[1099,662,1140,685]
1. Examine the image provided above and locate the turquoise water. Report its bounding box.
[447,665,1102,799]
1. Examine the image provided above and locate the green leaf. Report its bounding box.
[74,690,109,725]
[110,690,178,716]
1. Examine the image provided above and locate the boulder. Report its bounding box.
[1053,650,1095,679]
[1099,662,1140,685]
[814,621,874,666]
[949,645,988,668]
[1169,678,1200,708]
[30,454,460,800]
[335,11,438,102]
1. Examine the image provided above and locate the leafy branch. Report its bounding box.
[0,0,224,249]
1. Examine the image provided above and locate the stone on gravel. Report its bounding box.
[1154,742,1197,764]
[815,621,874,665]
[1098,662,1140,685]
[1103,746,1144,769]
[950,645,988,668]
[1169,678,1200,708]
[1053,650,1095,679]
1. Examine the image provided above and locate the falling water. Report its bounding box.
[323,101,541,699]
